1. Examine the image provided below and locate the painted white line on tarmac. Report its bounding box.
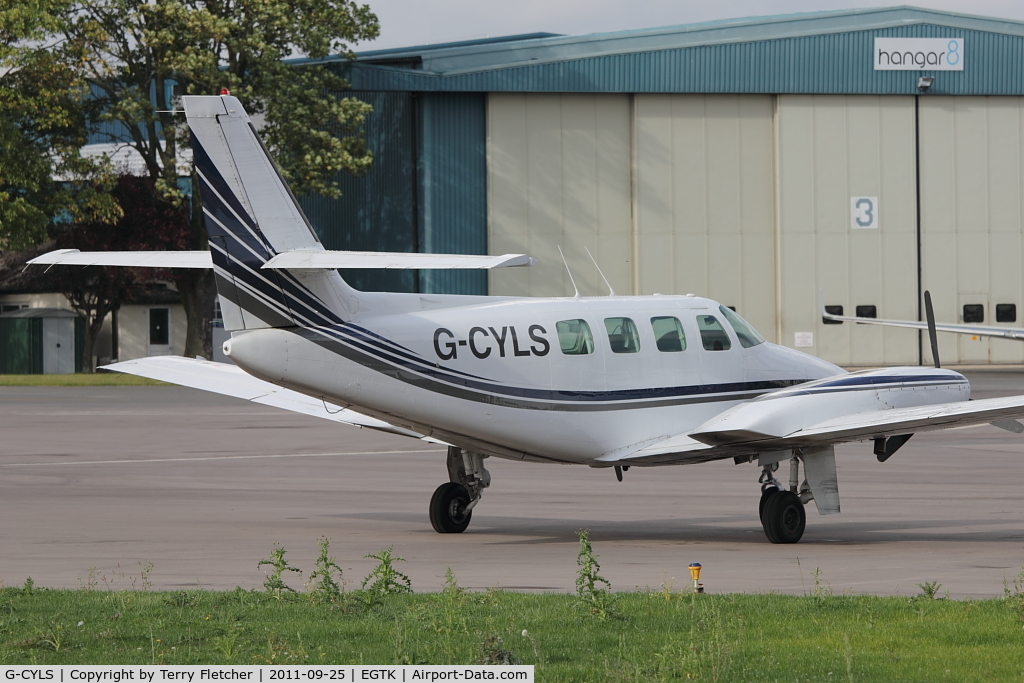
[0,449,444,468]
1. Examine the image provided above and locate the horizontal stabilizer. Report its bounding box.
[262,251,537,270]
[28,249,212,268]
[103,356,442,443]
[28,249,537,270]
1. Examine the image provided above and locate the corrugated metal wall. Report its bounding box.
[298,90,488,294]
[0,319,44,374]
[300,91,419,293]
[418,93,488,295]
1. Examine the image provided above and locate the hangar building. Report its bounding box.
[304,9,1024,366]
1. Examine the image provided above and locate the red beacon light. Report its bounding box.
[220,88,230,95]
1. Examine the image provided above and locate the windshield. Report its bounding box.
[719,306,766,348]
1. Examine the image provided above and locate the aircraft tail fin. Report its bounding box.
[182,95,354,332]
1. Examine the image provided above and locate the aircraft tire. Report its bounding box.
[763,491,805,544]
[758,486,779,522]
[429,482,473,533]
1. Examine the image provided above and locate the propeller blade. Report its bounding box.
[924,290,940,369]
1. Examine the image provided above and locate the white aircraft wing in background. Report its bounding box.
[820,302,1024,340]
[104,356,441,443]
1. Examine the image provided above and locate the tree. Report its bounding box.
[0,0,121,251]
[50,175,191,372]
[43,0,379,359]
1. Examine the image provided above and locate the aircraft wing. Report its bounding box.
[821,303,1024,340]
[608,394,1024,465]
[28,249,537,270]
[103,356,440,442]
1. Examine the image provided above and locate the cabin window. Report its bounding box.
[697,314,732,351]
[650,316,686,352]
[719,306,765,348]
[556,319,595,355]
[604,317,641,353]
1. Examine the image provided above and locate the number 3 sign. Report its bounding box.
[851,197,879,230]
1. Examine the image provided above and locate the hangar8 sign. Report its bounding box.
[874,38,963,71]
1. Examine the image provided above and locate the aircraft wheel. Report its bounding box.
[429,482,473,533]
[762,490,805,544]
[758,486,779,522]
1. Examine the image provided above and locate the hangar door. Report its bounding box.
[488,93,776,339]
[632,95,776,342]
[778,95,919,366]
[919,97,1024,365]
[488,94,632,299]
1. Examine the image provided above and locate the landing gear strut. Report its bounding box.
[429,446,490,533]
[758,457,808,544]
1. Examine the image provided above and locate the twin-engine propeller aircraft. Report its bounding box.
[30,95,1024,543]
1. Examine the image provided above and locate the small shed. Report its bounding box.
[0,308,84,374]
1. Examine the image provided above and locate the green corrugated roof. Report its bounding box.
[319,6,1024,95]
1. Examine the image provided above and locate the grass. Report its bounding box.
[0,585,1022,680]
[0,373,166,386]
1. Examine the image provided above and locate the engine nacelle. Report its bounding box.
[690,367,970,446]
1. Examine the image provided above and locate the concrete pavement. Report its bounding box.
[1,368,1023,597]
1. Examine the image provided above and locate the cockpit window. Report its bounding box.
[719,305,766,348]
[556,319,595,355]
[604,317,641,353]
[650,316,686,352]
[697,315,732,351]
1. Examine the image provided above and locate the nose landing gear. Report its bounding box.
[429,446,491,533]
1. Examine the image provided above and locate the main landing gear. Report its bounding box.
[429,446,491,533]
[753,445,840,544]
[757,457,809,544]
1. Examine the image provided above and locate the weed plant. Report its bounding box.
[257,545,301,599]
[575,529,614,620]
[305,537,344,605]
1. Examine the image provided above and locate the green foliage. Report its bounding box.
[360,547,412,601]
[5,0,379,358]
[305,537,344,604]
[575,529,614,620]
[0,0,120,250]
[257,545,302,599]
[52,0,378,197]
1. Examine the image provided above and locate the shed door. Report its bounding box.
[42,317,75,374]
[147,307,171,356]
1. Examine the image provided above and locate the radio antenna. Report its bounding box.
[557,245,580,299]
[584,246,616,296]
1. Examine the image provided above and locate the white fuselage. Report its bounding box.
[224,294,849,463]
